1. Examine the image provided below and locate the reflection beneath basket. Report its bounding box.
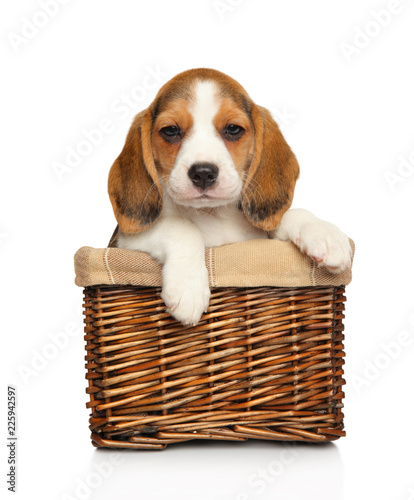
[88,440,344,499]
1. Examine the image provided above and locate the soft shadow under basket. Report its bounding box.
[74,238,354,450]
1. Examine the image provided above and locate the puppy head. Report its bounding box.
[108,68,299,234]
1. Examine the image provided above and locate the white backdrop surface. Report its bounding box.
[1,1,414,499]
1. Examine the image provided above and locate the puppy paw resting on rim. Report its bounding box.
[108,68,352,326]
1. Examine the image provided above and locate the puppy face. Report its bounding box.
[108,68,299,233]
[152,80,254,208]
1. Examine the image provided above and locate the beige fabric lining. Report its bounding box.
[310,259,316,286]
[74,239,354,288]
[102,248,115,285]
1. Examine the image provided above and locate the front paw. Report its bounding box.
[295,220,352,274]
[161,264,210,326]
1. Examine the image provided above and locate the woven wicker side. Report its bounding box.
[83,285,346,449]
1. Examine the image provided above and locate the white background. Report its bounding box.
[1,1,414,499]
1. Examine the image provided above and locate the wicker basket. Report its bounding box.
[75,240,353,449]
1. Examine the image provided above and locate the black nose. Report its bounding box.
[188,163,218,190]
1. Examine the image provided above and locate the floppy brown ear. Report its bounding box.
[108,108,162,234]
[242,104,299,232]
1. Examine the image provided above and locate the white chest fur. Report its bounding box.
[176,203,268,248]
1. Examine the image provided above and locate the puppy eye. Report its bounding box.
[160,125,181,143]
[162,125,179,136]
[224,124,245,141]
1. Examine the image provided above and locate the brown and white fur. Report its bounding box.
[108,68,352,325]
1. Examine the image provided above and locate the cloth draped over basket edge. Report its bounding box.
[74,238,354,288]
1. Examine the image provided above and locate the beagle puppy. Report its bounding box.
[108,68,352,325]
